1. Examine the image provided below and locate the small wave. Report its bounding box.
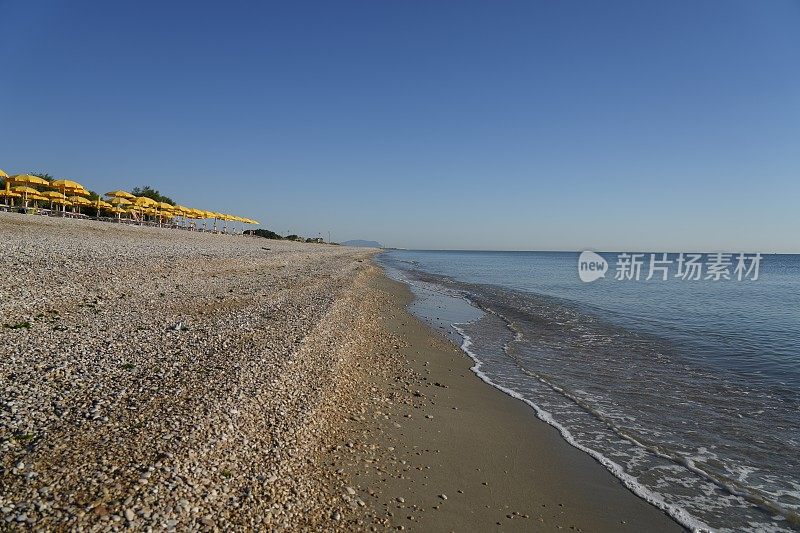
[452,323,714,532]
[457,293,800,529]
[474,305,800,527]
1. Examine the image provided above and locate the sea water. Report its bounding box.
[378,250,800,532]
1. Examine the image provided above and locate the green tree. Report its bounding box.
[245,229,284,240]
[131,186,176,205]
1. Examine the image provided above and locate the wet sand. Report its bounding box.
[336,273,684,532]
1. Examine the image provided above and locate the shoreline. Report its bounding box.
[335,265,684,531]
[1,213,681,531]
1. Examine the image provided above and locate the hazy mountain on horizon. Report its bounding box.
[342,239,383,248]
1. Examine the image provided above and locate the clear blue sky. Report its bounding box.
[1,1,798,251]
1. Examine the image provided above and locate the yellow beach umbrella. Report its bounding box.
[130,197,155,223]
[66,187,90,197]
[91,197,112,216]
[179,207,195,226]
[155,202,173,225]
[68,196,91,206]
[66,195,91,214]
[105,190,135,199]
[10,175,47,206]
[109,206,129,220]
[211,212,223,230]
[192,210,208,229]
[40,191,66,200]
[0,169,8,179]
[186,209,205,229]
[13,185,38,195]
[0,190,21,207]
[50,179,84,190]
[110,196,132,206]
[10,174,49,187]
[38,191,67,211]
[48,179,85,212]
[29,194,48,209]
[133,196,155,207]
[172,206,188,224]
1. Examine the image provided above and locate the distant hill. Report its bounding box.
[342,239,383,248]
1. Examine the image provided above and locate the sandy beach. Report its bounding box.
[0,213,680,531]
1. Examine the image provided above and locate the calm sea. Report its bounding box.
[378,250,800,532]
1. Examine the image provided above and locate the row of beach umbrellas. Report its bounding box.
[0,170,260,230]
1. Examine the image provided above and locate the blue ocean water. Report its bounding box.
[378,250,800,532]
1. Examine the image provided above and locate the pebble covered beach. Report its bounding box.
[0,213,396,530]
